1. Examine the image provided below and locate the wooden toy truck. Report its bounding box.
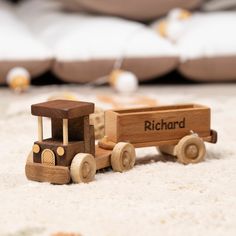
[25,100,217,184]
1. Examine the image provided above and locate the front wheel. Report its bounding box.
[70,153,96,183]
[111,142,136,172]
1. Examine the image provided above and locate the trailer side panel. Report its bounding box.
[105,104,211,144]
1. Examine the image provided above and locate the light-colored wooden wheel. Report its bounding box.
[176,135,206,164]
[26,151,33,164]
[70,153,96,183]
[111,142,136,172]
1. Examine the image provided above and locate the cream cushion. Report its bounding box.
[0,0,52,84]
[17,0,178,83]
[176,12,236,81]
[57,0,203,21]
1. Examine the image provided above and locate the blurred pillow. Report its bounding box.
[176,12,236,81]
[202,0,236,11]
[153,11,236,81]
[57,0,202,21]
[0,1,52,84]
[17,0,178,83]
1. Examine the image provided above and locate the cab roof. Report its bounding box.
[31,100,94,119]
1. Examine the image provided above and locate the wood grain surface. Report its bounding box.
[105,104,211,144]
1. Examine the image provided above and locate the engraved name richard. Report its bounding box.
[144,118,186,131]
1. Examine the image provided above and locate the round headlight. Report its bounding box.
[57,147,65,156]
[33,144,40,153]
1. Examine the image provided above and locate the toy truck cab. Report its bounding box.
[26,100,97,184]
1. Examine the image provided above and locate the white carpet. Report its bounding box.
[0,84,236,236]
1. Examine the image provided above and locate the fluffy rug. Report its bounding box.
[0,84,235,236]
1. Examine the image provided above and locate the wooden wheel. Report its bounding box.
[26,151,33,164]
[70,153,96,183]
[111,142,136,172]
[176,135,206,164]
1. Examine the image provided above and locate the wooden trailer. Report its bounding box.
[25,101,217,185]
[99,104,217,165]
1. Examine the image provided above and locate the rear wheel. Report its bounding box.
[111,142,136,172]
[70,153,96,183]
[176,135,206,164]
